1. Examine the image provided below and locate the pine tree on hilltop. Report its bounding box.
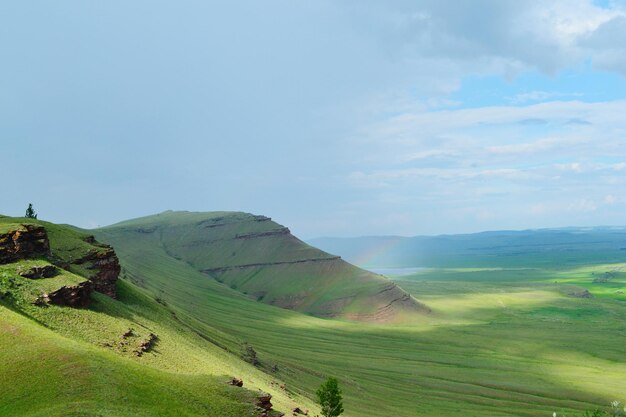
[316,377,344,417]
[25,203,37,219]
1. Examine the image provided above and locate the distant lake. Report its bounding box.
[365,267,428,276]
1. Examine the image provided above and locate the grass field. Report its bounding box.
[97,213,626,417]
[3,213,626,416]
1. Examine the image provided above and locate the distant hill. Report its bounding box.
[98,211,426,322]
[308,227,626,268]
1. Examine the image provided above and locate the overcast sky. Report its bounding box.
[3,1,626,237]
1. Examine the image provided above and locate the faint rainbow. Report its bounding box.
[352,237,404,267]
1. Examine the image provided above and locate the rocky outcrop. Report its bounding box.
[73,246,120,298]
[18,264,58,279]
[135,333,157,356]
[234,228,290,239]
[254,391,285,416]
[35,281,93,308]
[227,378,244,387]
[569,289,593,298]
[0,225,50,264]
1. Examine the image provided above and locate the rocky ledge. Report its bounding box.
[72,245,121,298]
[35,281,93,308]
[18,264,58,279]
[1,224,120,299]
[0,225,50,264]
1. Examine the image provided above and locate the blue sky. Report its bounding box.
[3,1,626,237]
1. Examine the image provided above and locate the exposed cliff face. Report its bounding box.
[73,245,121,298]
[0,222,120,299]
[0,225,50,264]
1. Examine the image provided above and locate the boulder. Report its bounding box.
[256,393,273,411]
[227,378,244,387]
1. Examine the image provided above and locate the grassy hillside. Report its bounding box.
[309,228,626,268]
[96,212,626,417]
[101,211,424,321]
[0,216,314,417]
[4,214,625,416]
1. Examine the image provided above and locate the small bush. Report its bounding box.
[241,342,259,366]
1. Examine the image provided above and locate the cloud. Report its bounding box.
[487,136,588,155]
[568,199,598,212]
[342,0,626,83]
[508,91,584,104]
[581,15,626,73]
[555,162,585,173]
[566,118,593,125]
[342,98,626,231]
[4,0,626,237]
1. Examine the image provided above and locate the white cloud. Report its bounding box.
[555,162,585,173]
[568,199,598,212]
[507,91,584,104]
[339,97,626,233]
[486,137,583,155]
[343,0,626,83]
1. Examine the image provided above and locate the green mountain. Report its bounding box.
[98,211,425,321]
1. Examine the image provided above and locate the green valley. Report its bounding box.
[2,212,626,417]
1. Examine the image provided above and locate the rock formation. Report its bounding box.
[35,281,93,308]
[227,378,244,387]
[135,333,158,356]
[73,246,120,298]
[254,392,285,416]
[0,225,50,264]
[18,264,58,279]
[256,392,274,415]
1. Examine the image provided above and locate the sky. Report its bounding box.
[3,1,626,238]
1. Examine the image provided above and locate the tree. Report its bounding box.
[316,377,344,417]
[24,203,37,219]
